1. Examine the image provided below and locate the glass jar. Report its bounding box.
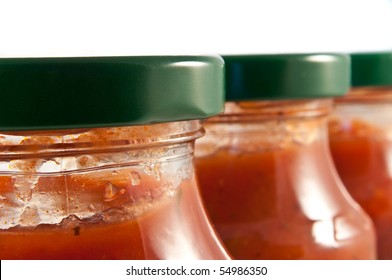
[0,56,229,260]
[329,52,392,259]
[195,54,376,260]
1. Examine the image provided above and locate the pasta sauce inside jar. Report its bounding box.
[329,52,392,259]
[0,56,229,260]
[195,54,376,260]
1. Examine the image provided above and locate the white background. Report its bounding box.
[0,2,391,279]
[2,260,392,280]
[0,0,391,57]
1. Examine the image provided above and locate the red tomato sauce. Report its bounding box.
[196,118,375,259]
[329,117,392,259]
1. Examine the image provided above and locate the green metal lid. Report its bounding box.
[223,54,350,101]
[0,55,224,131]
[351,52,392,87]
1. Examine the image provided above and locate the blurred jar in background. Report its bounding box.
[195,54,376,259]
[329,52,392,259]
[0,56,230,260]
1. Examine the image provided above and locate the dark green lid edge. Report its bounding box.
[0,55,225,131]
[222,53,350,101]
[351,51,392,87]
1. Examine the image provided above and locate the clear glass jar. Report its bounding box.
[195,100,376,259]
[329,86,392,259]
[0,121,229,259]
[0,55,229,260]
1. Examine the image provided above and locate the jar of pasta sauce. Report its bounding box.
[0,55,230,260]
[195,54,376,260]
[329,52,392,259]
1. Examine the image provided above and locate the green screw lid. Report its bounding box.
[0,55,224,131]
[351,52,392,87]
[223,54,350,101]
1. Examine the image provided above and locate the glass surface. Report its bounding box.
[195,100,376,259]
[0,121,229,259]
[329,87,392,259]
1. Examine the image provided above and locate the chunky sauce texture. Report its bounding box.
[0,173,228,260]
[0,123,229,260]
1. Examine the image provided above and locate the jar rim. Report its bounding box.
[334,86,392,104]
[0,120,204,158]
[205,99,332,123]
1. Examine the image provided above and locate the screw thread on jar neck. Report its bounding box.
[196,100,332,158]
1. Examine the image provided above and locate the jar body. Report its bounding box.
[195,100,376,259]
[329,87,392,259]
[0,121,229,259]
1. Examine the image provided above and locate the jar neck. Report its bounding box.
[197,99,332,156]
[0,121,204,228]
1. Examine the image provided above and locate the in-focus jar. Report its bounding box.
[0,56,229,260]
[195,54,376,260]
[329,52,392,259]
